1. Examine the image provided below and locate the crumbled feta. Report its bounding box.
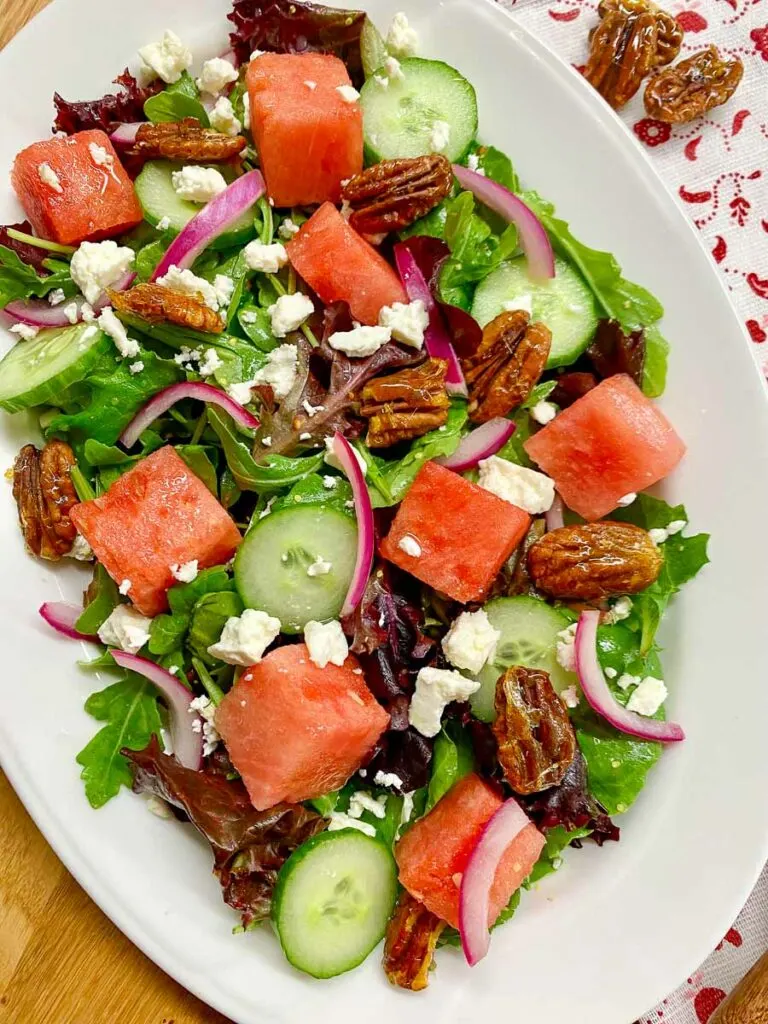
[408,667,481,738]
[189,695,220,757]
[530,401,557,425]
[328,324,391,357]
[649,528,668,546]
[649,521,686,545]
[373,771,403,791]
[398,534,422,558]
[378,300,429,349]
[269,293,314,338]
[228,380,255,405]
[88,143,119,185]
[243,92,251,125]
[244,240,289,273]
[605,596,633,624]
[322,475,337,489]
[626,676,667,716]
[170,560,199,583]
[384,55,405,79]
[617,492,637,507]
[207,609,281,666]
[304,80,318,90]
[196,57,238,96]
[209,96,242,137]
[252,342,298,398]
[442,609,500,675]
[327,812,376,837]
[119,579,132,595]
[63,302,79,325]
[467,153,481,173]
[171,165,227,204]
[605,667,618,679]
[323,436,368,477]
[250,49,265,61]
[666,519,687,536]
[556,622,578,673]
[261,436,272,446]
[307,555,332,577]
[299,432,312,441]
[38,162,63,193]
[399,791,415,835]
[373,74,389,89]
[304,619,348,668]
[477,456,555,514]
[430,120,451,154]
[146,795,173,819]
[197,348,223,377]
[156,216,171,232]
[278,218,300,239]
[616,672,641,691]
[302,399,323,417]
[97,604,152,654]
[348,791,387,819]
[70,240,136,305]
[9,323,39,340]
[503,295,534,315]
[98,307,140,359]
[67,534,94,561]
[48,288,66,305]
[213,274,235,310]
[387,12,419,57]
[336,85,360,104]
[561,685,580,709]
[138,30,192,84]
[156,265,220,311]
[129,361,144,375]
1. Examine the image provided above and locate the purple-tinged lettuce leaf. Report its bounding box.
[0,222,51,274]
[53,69,162,135]
[521,749,619,846]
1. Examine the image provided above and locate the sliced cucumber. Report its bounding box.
[0,322,110,413]
[471,256,599,369]
[134,161,257,249]
[234,505,357,633]
[360,57,477,163]
[273,830,398,979]
[471,595,576,723]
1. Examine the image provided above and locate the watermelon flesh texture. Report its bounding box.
[71,446,241,616]
[287,201,408,325]
[215,644,390,811]
[11,130,143,245]
[395,773,545,929]
[524,374,686,521]
[247,53,363,207]
[380,460,531,604]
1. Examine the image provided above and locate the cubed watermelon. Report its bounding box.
[524,374,686,521]
[11,130,143,246]
[380,461,531,603]
[71,446,241,616]
[247,53,363,207]
[287,202,407,325]
[395,773,545,928]
[215,643,390,810]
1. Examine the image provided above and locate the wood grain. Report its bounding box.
[0,0,50,50]
[711,950,768,1024]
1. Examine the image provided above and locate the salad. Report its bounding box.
[0,0,709,990]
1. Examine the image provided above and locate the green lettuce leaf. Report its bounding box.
[75,564,119,635]
[144,71,209,125]
[188,591,244,664]
[426,721,475,811]
[0,247,76,307]
[272,472,354,517]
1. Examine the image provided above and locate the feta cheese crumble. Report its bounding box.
[386,12,419,57]
[306,555,332,577]
[397,534,422,558]
[348,791,387,819]
[374,771,404,790]
[617,492,637,507]
[170,560,199,584]
[244,240,289,273]
[278,218,300,239]
[530,400,557,425]
[196,57,238,96]
[197,348,223,377]
[616,672,641,691]
[157,216,171,231]
[336,85,360,104]
[408,667,481,738]
[378,300,429,349]
[327,812,376,837]
[430,120,451,154]
[322,475,337,489]
[207,609,281,666]
[304,620,348,668]
[97,605,152,654]
[138,30,192,84]
[561,685,580,709]
[129,361,144,375]
[70,240,136,305]
[63,302,79,325]
[625,676,667,716]
[156,265,220,311]
[38,162,63,193]
[649,520,687,545]
[304,80,318,90]
[209,96,242,137]
[67,534,94,562]
[9,323,39,341]
[384,55,405,79]
[213,274,235,309]
[48,289,66,306]
[477,456,555,514]
[324,436,368,476]
[555,622,578,673]
[604,596,633,624]
[252,342,298,398]
[119,579,132,596]
[171,165,227,204]
[327,324,391,357]
[442,609,500,675]
[189,695,220,756]
[88,143,120,185]
[98,307,140,359]
[269,293,314,338]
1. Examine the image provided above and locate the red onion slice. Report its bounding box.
[393,242,467,397]
[332,432,374,618]
[110,123,143,148]
[575,609,685,742]
[119,381,260,448]
[459,798,532,966]
[436,417,515,473]
[452,165,555,282]
[152,170,265,281]
[545,492,565,532]
[5,271,135,328]
[111,651,204,770]
[39,601,98,642]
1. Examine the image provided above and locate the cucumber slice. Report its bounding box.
[273,830,398,979]
[471,595,576,722]
[234,505,357,633]
[134,161,257,249]
[471,256,599,369]
[0,322,110,413]
[360,57,477,163]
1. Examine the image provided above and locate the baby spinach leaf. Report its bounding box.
[149,613,189,656]
[426,721,475,811]
[238,305,278,351]
[144,71,209,126]
[168,566,235,616]
[272,472,354,517]
[188,591,244,664]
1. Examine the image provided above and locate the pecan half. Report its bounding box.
[340,155,453,235]
[108,284,224,335]
[528,522,663,601]
[644,46,744,124]
[383,891,445,991]
[13,440,78,560]
[597,0,683,66]
[461,310,551,423]
[492,666,577,794]
[359,358,450,447]
[129,118,246,162]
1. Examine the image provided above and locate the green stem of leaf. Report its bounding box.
[71,463,96,502]
[6,228,76,256]
[192,656,225,706]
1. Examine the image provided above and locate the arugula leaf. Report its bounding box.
[426,721,475,811]
[188,591,244,664]
[0,245,76,307]
[272,472,354,517]
[77,675,162,808]
[144,71,209,126]
[75,564,119,635]
[438,192,518,310]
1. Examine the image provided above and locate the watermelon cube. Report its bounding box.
[11,130,143,246]
[395,773,545,928]
[524,374,686,521]
[215,644,390,810]
[247,53,363,207]
[71,446,241,616]
[380,461,531,603]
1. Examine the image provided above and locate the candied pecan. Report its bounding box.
[340,155,453,235]
[597,0,683,66]
[461,310,551,423]
[359,358,450,447]
[528,522,663,601]
[585,1,664,110]
[383,891,445,991]
[587,319,645,387]
[644,46,744,124]
[492,666,577,795]
[129,118,246,162]
[108,284,225,335]
[13,440,78,560]
[550,371,598,408]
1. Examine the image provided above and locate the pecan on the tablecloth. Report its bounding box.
[460,310,551,423]
[597,0,683,66]
[108,284,225,334]
[644,46,744,124]
[340,155,453,235]
[128,118,246,162]
[383,891,446,991]
[13,440,79,560]
[359,358,450,447]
